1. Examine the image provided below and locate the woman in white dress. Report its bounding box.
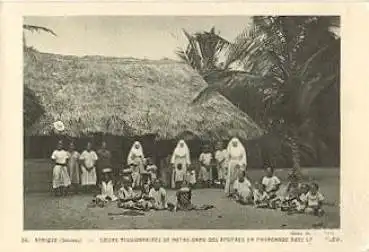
[225,137,247,196]
[170,140,191,189]
[51,140,71,196]
[127,141,145,189]
[79,142,98,193]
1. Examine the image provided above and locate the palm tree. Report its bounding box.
[177,16,340,177]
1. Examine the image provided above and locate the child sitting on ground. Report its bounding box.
[96,168,118,201]
[280,173,300,211]
[176,180,193,210]
[148,179,168,210]
[232,170,253,205]
[302,182,325,216]
[136,183,152,211]
[117,176,140,209]
[261,166,281,208]
[253,181,269,208]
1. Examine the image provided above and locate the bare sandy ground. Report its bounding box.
[24,168,339,230]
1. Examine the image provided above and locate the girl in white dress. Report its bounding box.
[51,140,71,196]
[127,141,145,189]
[96,168,117,202]
[225,137,247,196]
[79,142,98,193]
[170,140,191,189]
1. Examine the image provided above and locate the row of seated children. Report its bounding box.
[91,168,212,211]
[120,157,158,189]
[230,167,325,217]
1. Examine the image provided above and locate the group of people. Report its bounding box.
[50,137,325,216]
[229,167,325,216]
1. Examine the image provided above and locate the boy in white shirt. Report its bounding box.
[253,181,269,208]
[232,170,253,204]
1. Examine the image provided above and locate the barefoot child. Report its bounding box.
[262,166,281,200]
[253,181,269,208]
[198,145,213,188]
[146,157,158,184]
[173,163,186,189]
[232,170,253,205]
[148,180,168,210]
[303,182,325,216]
[96,168,118,202]
[117,177,140,208]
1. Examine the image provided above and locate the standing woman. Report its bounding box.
[170,140,191,189]
[224,137,247,196]
[97,141,112,185]
[51,140,71,196]
[127,141,145,188]
[67,142,80,194]
[79,142,99,193]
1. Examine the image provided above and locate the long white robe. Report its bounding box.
[170,140,191,188]
[80,150,98,185]
[225,138,247,195]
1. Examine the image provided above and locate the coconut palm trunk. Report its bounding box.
[287,130,302,177]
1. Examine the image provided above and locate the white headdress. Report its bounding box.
[171,139,191,164]
[127,141,144,165]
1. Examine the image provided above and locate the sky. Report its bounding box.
[24,16,252,60]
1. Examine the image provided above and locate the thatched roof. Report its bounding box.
[24,50,264,140]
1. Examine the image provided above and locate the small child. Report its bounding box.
[302,182,325,216]
[280,173,300,212]
[232,170,253,205]
[253,181,269,208]
[148,179,168,210]
[174,163,186,189]
[117,176,140,209]
[188,169,197,189]
[136,183,152,211]
[146,157,158,184]
[95,168,118,202]
[176,180,193,211]
[262,166,281,198]
[198,145,213,188]
[130,163,141,189]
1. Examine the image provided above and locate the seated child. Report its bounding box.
[96,168,118,202]
[136,183,152,211]
[176,180,193,211]
[174,163,186,189]
[280,173,300,211]
[262,166,281,198]
[148,179,168,210]
[302,182,325,216]
[117,176,140,209]
[261,167,281,209]
[232,170,253,205]
[253,181,269,208]
[146,157,158,184]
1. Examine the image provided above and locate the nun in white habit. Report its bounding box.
[127,141,145,188]
[170,139,191,189]
[224,137,247,195]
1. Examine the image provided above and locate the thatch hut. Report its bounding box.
[24,50,263,141]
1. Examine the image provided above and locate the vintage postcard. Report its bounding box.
[1,1,369,252]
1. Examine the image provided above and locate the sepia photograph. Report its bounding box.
[23,15,340,230]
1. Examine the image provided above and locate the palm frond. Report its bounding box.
[23,24,57,36]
